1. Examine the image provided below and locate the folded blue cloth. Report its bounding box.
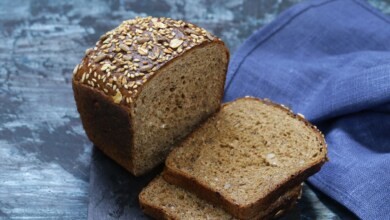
[224,0,390,219]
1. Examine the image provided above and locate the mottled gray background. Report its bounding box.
[0,0,389,219]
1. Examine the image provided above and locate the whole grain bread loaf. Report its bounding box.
[164,97,327,219]
[139,176,302,220]
[72,17,229,176]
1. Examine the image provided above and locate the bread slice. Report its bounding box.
[139,176,302,220]
[164,97,327,219]
[72,17,229,176]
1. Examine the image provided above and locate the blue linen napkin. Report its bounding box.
[224,0,390,219]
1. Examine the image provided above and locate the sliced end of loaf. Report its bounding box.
[131,42,228,175]
[164,97,327,219]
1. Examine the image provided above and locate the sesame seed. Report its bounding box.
[140,64,153,72]
[80,73,86,82]
[85,48,93,55]
[102,38,111,44]
[136,36,150,44]
[73,64,79,75]
[123,54,133,61]
[119,43,130,52]
[94,54,107,62]
[138,47,148,55]
[206,32,215,41]
[154,21,167,29]
[101,64,111,71]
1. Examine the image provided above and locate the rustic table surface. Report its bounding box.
[1,0,389,219]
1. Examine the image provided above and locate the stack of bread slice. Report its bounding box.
[140,97,327,219]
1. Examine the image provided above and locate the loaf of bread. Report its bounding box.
[164,97,327,219]
[139,176,302,220]
[72,17,229,176]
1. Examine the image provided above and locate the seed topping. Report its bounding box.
[73,16,219,107]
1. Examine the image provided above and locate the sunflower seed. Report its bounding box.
[119,43,130,52]
[136,36,150,44]
[94,54,107,62]
[123,55,133,61]
[140,64,153,72]
[138,47,148,55]
[73,64,79,75]
[85,48,93,56]
[170,39,183,49]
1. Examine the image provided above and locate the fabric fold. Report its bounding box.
[224,0,390,219]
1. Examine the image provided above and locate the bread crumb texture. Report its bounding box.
[72,16,219,106]
[166,98,327,206]
[140,176,301,220]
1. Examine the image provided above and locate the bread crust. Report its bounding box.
[139,176,302,220]
[73,39,229,176]
[139,190,299,220]
[72,80,135,172]
[140,201,171,220]
[163,97,327,219]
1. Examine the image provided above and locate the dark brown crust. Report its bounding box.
[73,39,229,176]
[138,177,301,220]
[139,191,299,220]
[250,183,301,220]
[255,190,299,220]
[140,199,172,220]
[72,80,136,173]
[138,176,176,220]
[163,97,327,219]
[264,197,298,220]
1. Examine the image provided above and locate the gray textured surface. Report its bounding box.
[0,0,389,219]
